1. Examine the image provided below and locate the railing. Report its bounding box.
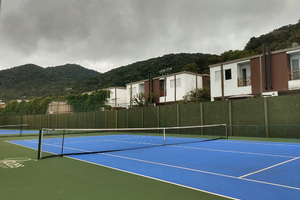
[159,90,165,97]
[288,69,300,80]
[237,76,251,87]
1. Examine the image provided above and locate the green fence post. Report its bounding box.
[264,98,269,137]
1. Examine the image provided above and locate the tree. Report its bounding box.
[66,90,110,112]
[181,87,210,104]
[132,92,158,107]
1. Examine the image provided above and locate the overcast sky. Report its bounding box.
[1,0,299,73]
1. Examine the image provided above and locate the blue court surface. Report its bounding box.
[8,135,300,200]
[0,130,39,135]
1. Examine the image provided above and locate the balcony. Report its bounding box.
[237,76,251,87]
[159,90,166,97]
[288,69,300,80]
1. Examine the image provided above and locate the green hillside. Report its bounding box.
[72,53,220,93]
[0,64,99,101]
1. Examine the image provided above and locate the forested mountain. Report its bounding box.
[1,21,300,100]
[72,53,220,93]
[0,64,99,101]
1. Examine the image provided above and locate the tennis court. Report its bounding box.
[0,124,39,136]
[6,129,300,200]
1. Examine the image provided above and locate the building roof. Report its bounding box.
[126,71,209,85]
[209,45,300,68]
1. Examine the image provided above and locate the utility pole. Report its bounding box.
[159,68,172,127]
[196,71,198,103]
[221,63,225,101]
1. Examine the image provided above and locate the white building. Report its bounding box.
[209,45,300,101]
[83,87,127,108]
[126,71,210,107]
[105,87,127,108]
[210,59,252,101]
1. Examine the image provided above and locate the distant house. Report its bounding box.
[46,101,72,114]
[104,87,127,109]
[83,87,127,109]
[126,71,210,107]
[209,45,300,101]
[0,100,6,108]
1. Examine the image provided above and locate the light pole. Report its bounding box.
[20,96,26,135]
[159,67,172,127]
[65,88,72,95]
[65,88,72,128]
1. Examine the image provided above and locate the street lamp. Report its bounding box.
[20,96,26,135]
[65,88,72,128]
[159,67,172,127]
[65,88,72,95]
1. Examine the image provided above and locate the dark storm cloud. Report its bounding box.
[0,0,299,72]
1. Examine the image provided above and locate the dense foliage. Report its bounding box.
[0,97,52,115]
[181,87,211,103]
[0,90,111,115]
[244,22,300,52]
[73,53,220,93]
[132,92,158,107]
[66,90,111,112]
[0,64,99,101]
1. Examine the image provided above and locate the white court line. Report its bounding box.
[219,140,300,147]
[239,156,300,178]
[100,153,300,191]
[67,155,240,200]
[172,145,296,158]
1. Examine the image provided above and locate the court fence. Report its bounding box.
[1,94,300,138]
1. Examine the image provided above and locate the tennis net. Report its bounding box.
[38,124,228,159]
[0,124,29,136]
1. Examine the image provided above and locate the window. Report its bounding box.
[225,69,232,80]
[170,78,181,88]
[215,71,220,81]
[292,59,299,70]
[291,59,300,80]
[160,80,164,89]
[129,87,136,96]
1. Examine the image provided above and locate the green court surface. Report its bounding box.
[0,135,227,200]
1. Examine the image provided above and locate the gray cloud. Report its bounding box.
[1,0,299,72]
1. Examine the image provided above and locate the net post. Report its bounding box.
[61,130,65,156]
[163,128,166,145]
[37,129,43,159]
[225,124,228,139]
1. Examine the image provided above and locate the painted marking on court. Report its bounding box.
[219,140,300,148]
[239,156,300,178]
[0,157,36,169]
[67,155,240,200]
[99,152,300,191]
[172,145,296,158]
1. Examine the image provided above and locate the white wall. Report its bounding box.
[126,81,145,106]
[106,88,127,108]
[160,73,204,103]
[210,61,252,101]
[288,79,300,90]
[287,50,300,90]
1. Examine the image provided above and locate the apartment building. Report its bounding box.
[84,87,127,109]
[126,71,210,107]
[210,45,300,101]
